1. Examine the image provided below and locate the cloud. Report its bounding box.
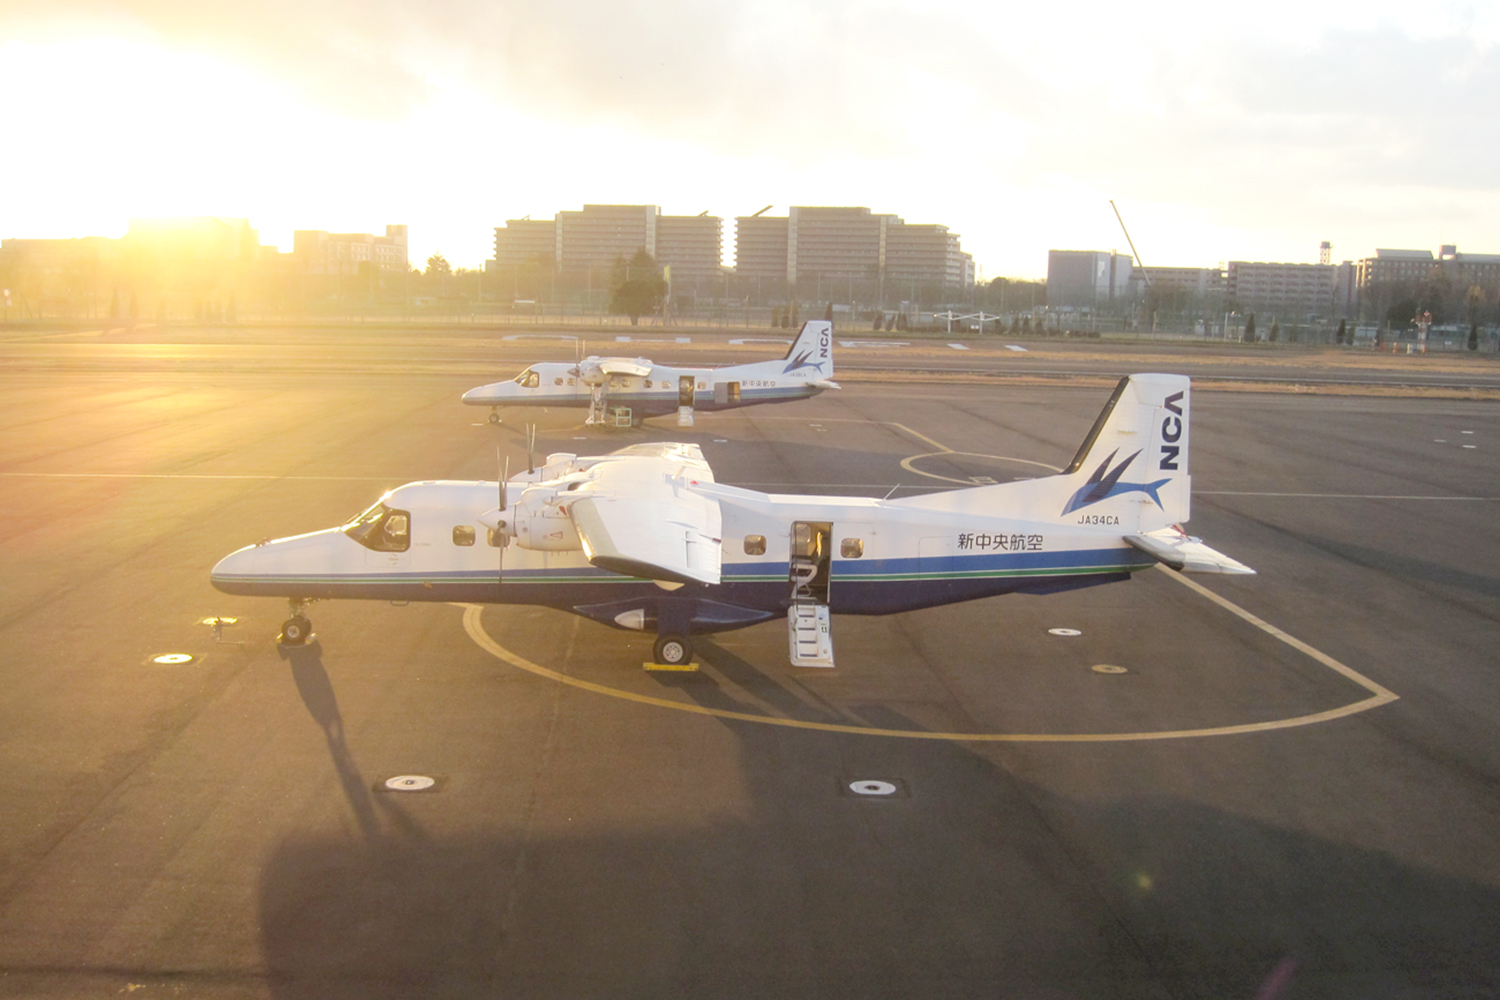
[4,0,1499,269]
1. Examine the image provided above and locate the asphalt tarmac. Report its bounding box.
[1,338,1498,998]
[4,322,1499,392]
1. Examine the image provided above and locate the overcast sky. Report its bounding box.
[2,0,1497,277]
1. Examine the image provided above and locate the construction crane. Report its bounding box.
[1109,199,1151,288]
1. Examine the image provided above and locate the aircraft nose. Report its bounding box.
[210,543,273,594]
[210,529,346,595]
[462,382,511,405]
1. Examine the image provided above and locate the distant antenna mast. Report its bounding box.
[1109,199,1150,287]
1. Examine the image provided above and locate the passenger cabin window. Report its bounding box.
[553,377,564,386]
[841,538,864,558]
[344,503,411,552]
[743,534,767,555]
[453,526,476,546]
[487,528,506,547]
[513,369,540,389]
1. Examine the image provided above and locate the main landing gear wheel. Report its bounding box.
[488,410,501,425]
[653,633,693,667]
[280,615,312,646]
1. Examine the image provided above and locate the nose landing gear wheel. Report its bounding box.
[488,410,501,425]
[653,633,693,667]
[280,615,312,646]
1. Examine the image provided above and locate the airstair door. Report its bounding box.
[787,520,834,667]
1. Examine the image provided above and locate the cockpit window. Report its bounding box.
[513,368,540,389]
[344,502,412,552]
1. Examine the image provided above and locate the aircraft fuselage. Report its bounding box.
[211,479,1154,632]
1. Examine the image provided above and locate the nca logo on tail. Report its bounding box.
[782,327,831,375]
[1159,390,1184,471]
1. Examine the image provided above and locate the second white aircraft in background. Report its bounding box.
[461,320,838,427]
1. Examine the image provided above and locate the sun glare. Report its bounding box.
[1,36,372,245]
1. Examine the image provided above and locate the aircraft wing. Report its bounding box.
[1126,526,1256,575]
[597,358,654,377]
[566,443,722,585]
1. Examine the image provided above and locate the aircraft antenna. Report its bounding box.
[1109,199,1151,288]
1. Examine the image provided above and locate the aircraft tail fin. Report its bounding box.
[892,373,1191,534]
[780,321,834,379]
[1048,373,1191,533]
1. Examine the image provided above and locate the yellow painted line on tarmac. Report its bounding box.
[887,422,953,454]
[1156,567,1398,701]
[458,582,1398,743]
[886,422,1064,484]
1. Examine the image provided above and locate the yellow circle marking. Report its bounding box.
[899,451,1062,484]
[885,421,1064,484]
[458,570,1398,743]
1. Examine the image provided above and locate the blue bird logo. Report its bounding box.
[782,350,826,374]
[1061,449,1171,515]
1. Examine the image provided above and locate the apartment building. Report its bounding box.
[734,206,973,294]
[493,206,723,281]
[492,218,559,267]
[655,214,723,282]
[1135,266,1226,300]
[1226,260,1352,319]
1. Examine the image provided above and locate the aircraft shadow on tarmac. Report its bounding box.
[257,660,1500,1000]
[281,642,427,847]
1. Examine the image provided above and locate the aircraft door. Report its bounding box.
[789,521,831,604]
[713,381,741,405]
[678,375,695,407]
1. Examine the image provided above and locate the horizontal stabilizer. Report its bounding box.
[811,379,841,390]
[1126,526,1255,575]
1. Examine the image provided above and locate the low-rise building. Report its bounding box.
[292,225,408,275]
[1046,250,1133,310]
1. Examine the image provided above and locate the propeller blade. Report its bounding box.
[526,423,536,476]
[496,450,510,588]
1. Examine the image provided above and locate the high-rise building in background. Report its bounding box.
[491,217,559,267]
[555,205,658,269]
[492,205,724,282]
[655,214,723,282]
[732,206,973,300]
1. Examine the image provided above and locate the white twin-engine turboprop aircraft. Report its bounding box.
[460,320,838,427]
[213,374,1252,667]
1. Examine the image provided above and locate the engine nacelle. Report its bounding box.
[506,486,582,551]
[576,359,607,386]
